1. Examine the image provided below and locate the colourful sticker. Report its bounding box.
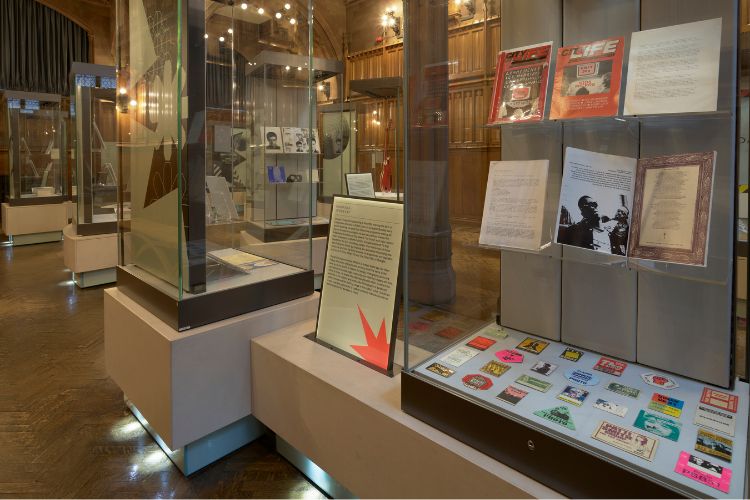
[593,398,628,418]
[674,452,732,494]
[593,356,627,376]
[591,421,658,461]
[559,347,583,362]
[648,393,684,419]
[641,372,678,389]
[480,360,511,377]
[605,381,640,399]
[700,388,739,414]
[534,406,576,430]
[530,361,558,376]
[426,362,455,378]
[421,310,449,322]
[634,409,681,442]
[466,336,497,351]
[462,374,493,390]
[436,326,463,340]
[409,321,431,332]
[515,374,552,393]
[440,346,479,367]
[496,386,528,406]
[564,368,600,386]
[496,349,524,363]
[694,404,736,437]
[695,429,733,462]
[557,385,589,407]
[516,337,549,354]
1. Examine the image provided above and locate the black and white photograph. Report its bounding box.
[688,454,724,478]
[531,360,558,376]
[555,147,637,256]
[282,126,307,154]
[263,126,283,154]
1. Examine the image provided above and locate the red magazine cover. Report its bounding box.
[487,42,553,124]
[549,37,625,119]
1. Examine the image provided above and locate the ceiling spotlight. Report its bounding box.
[219,36,225,42]
[284,3,291,9]
[258,7,264,14]
[129,99,137,107]
[240,2,248,9]
[297,66,302,71]
[285,65,290,70]
[289,18,296,25]
[204,33,208,39]
[227,28,233,34]
[318,84,324,91]
[119,87,127,95]
[275,12,282,19]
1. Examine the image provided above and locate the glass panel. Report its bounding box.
[3,93,64,202]
[401,1,748,498]
[71,67,118,232]
[116,0,184,295]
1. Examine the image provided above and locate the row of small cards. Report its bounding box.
[424,334,741,494]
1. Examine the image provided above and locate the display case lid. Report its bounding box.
[247,50,343,82]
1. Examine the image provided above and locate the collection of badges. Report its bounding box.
[424,334,743,495]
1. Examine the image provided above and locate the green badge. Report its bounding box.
[534,406,576,430]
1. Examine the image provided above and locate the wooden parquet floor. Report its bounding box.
[0,241,325,499]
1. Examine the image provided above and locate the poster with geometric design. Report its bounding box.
[315,197,404,373]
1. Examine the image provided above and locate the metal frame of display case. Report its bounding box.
[401,0,748,498]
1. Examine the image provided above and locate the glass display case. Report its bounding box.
[349,78,403,201]
[400,0,749,498]
[70,63,118,235]
[246,51,342,242]
[115,0,316,331]
[2,91,65,205]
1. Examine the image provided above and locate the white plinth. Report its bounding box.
[104,287,320,451]
[1,202,68,243]
[63,224,118,287]
[251,326,560,499]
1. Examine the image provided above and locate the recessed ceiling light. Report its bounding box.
[119,87,127,95]
[285,65,290,70]
[240,2,248,10]
[228,28,233,34]
[275,12,282,19]
[219,36,225,42]
[258,7,264,14]
[284,3,291,9]
[289,18,296,25]
[129,99,137,107]
[297,66,302,71]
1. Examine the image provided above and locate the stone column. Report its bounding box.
[405,0,455,305]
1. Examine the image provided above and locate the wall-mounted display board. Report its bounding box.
[400,0,747,498]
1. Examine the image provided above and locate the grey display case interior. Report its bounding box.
[401,1,748,498]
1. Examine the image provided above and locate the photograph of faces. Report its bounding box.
[263,126,282,154]
[555,148,636,256]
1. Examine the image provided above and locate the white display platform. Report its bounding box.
[251,324,559,498]
[104,287,320,473]
[1,202,68,245]
[62,224,117,287]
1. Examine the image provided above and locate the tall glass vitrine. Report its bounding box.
[2,91,65,205]
[70,63,118,235]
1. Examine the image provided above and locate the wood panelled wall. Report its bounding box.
[345,16,501,223]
